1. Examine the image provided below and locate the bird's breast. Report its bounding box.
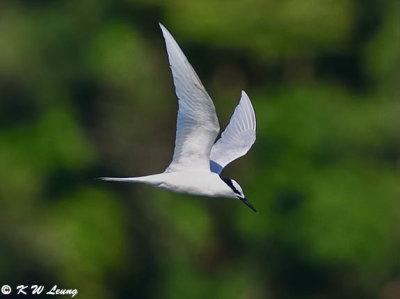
[157,171,232,198]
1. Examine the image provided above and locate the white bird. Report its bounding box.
[101,24,257,212]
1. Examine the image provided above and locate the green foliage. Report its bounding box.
[0,0,399,298]
[140,0,355,60]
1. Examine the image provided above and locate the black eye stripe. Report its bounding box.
[221,177,241,195]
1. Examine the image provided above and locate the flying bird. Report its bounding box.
[101,24,257,212]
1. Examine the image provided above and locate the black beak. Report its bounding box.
[239,197,257,212]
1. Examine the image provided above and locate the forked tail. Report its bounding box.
[99,174,163,186]
[98,177,144,183]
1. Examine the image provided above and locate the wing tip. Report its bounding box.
[159,23,179,54]
[240,89,256,125]
[240,90,251,103]
[159,23,174,41]
[159,22,168,35]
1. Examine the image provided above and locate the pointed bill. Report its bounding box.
[239,197,257,212]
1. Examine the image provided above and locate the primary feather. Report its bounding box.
[210,91,256,174]
[159,24,220,173]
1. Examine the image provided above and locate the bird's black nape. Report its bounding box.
[221,177,241,195]
[239,197,257,213]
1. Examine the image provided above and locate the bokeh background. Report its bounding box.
[1,0,400,298]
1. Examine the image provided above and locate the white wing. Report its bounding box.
[210,91,256,174]
[160,24,220,173]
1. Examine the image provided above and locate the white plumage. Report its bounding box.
[210,91,256,174]
[101,23,257,212]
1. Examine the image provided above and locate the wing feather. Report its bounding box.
[159,24,220,172]
[210,91,256,174]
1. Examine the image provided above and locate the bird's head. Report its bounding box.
[221,178,257,212]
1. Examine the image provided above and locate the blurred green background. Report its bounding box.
[1,0,399,298]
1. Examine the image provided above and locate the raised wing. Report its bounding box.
[210,91,256,174]
[160,24,220,173]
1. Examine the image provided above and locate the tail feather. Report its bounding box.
[98,177,142,183]
[98,174,163,186]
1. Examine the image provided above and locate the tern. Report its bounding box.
[101,24,257,212]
